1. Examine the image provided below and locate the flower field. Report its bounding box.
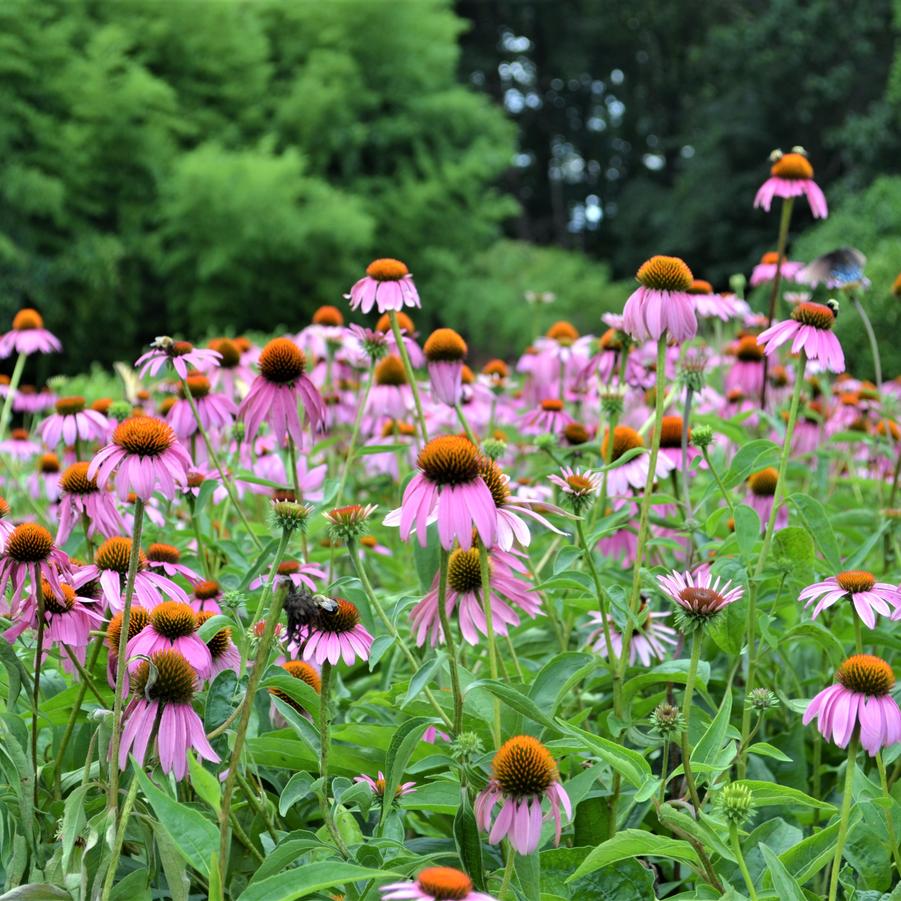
[0,151,898,901]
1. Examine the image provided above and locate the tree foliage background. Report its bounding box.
[1,0,899,375]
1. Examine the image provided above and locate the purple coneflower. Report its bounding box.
[346,258,421,315]
[600,426,675,495]
[657,416,698,468]
[0,309,61,358]
[520,399,574,436]
[475,735,571,855]
[354,770,416,798]
[548,466,603,502]
[385,435,498,551]
[423,328,467,407]
[366,355,413,425]
[588,603,677,667]
[190,580,223,614]
[88,417,191,502]
[0,427,41,460]
[38,396,108,448]
[657,566,744,628]
[118,649,219,779]
[145,543,202,585]
[74,537,189,612]
[0,524,70,615]
[238,338,325,444]
[166,373,236,439]
[250,558,326,593]
[750,250,805,287]
[746,468,787,531]
[803,655,901,756]
[623,256,697,343]
[56,462,126,546]
[725,336,766,399]
[411,544,540,647]
[754,149,828,219]
[799,570,900,629]
[135,338,221,380]
[758,301,844,377]
[126,601,212,679]
[296,597,373,666]
[196,611,241,677]
[380,867,497,901]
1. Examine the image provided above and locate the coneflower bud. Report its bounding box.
[534,433,557,451]
[650,702,685,736]
[729,273,747,296]
[324,504,378,542]
[481,437,507,461]
[451,731,484,763]
[219,590,246,614]
[745,687,780,711]
[600,390,624,419]
[690,425,714,450]
[717,782,755,826]
[108,400,133,421]
[231,421,246,442]
[271,501,312,534]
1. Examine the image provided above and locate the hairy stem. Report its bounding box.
[828,736,858,901]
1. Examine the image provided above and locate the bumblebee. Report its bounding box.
[283,583,339,652]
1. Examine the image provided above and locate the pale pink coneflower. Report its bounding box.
[800,570,901,630]
[365,355,413,427]
[384,435,498,551]
[145,543,203,585]
[73,537,189,613]
[381,868,497,901]
[725,336,766,399]
[746,468,788,532]
[38,396,108,448]
[196,610,241,678]
[475,735,571,855]
[354,770,416,798]
[600,426,675,495]
[757,301,844,374]
[375,312,425,367]
[190,580,223,614]
[55,462,127,546]
[754,149,828,219]
[0,309,61,358]
[125,601,212,679]
[588,604,677,666]
[0,523,70,616]
[657,415,699,468]
[411,544,541,647]
[657,566,744,626]
[623,256,697,343]
[88,417,191,502]
[238,338,325,445]
[0,427,42,460]
[249,559,326,593]
[135,338,221,380]
[423,328,467,407]
[803,655,901,756]
[166,373,236,439]
[346,258,421,315]
[295,597,373,666]
[520,399,575,436]
[750,250,805,287]
[118,649,219,779]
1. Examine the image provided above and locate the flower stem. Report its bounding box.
[0,351,26,438]
[389,311,428,444]
[852,296,882,388]
[760,196,795,408]
[730,823,759,901]
[828,736,858,901]
[478,542,501,746]
[700,447,735,518]
[178,375,263,551]
[455,403,478,445]
[335,362,375,508]
[286,436,309,561]
[346,542,452,729]
[435,548,464,734]
[218,528,291,883]
[877,751,901,877]
[575,518,616,674]
[680,385,695,531]
[619,336,667,676]
[100,772,140,900]
[739,353,805,777]
[318,660,350,856]
[31,576,45,806]
[107,498,145,814]
[658,739,670,805]
[680,632,703,812]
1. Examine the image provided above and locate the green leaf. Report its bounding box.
[467,679,559,731]
[235,862,399,901]
[247,834,327,886]
[263,670,321,718]
[773,815,857,886]
[151,823,190,901]
[379,718,431,827]
[271,697,321,755]
[193,477,218,517]
[60,783,92,870]
[403,654,445,708]
[656,804,735,862]
[515,850,541,901]
[734,780,836,812]
[279,772,315,817]
[788,493,841,570]
[529,652,595,715]
[0,887,73,900]
[760,844,806,901]
[690,686,733,772]
[453,790,485,890]
[188,753,221,813]
[238,538,280,592]
[566,829,700,882]
[541,848,655,900]
[706,594,747,657]
[773,526,815,568]
[197,614,236,641]
[558,722,651,791]
[134,765,217,876]
[0,642,31,712]
[623,659,710,701]
[412,526,439,590]
[108,868,150,901]
[722,438,780,489]
[747,742,792,763]
[733,504,760,561]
